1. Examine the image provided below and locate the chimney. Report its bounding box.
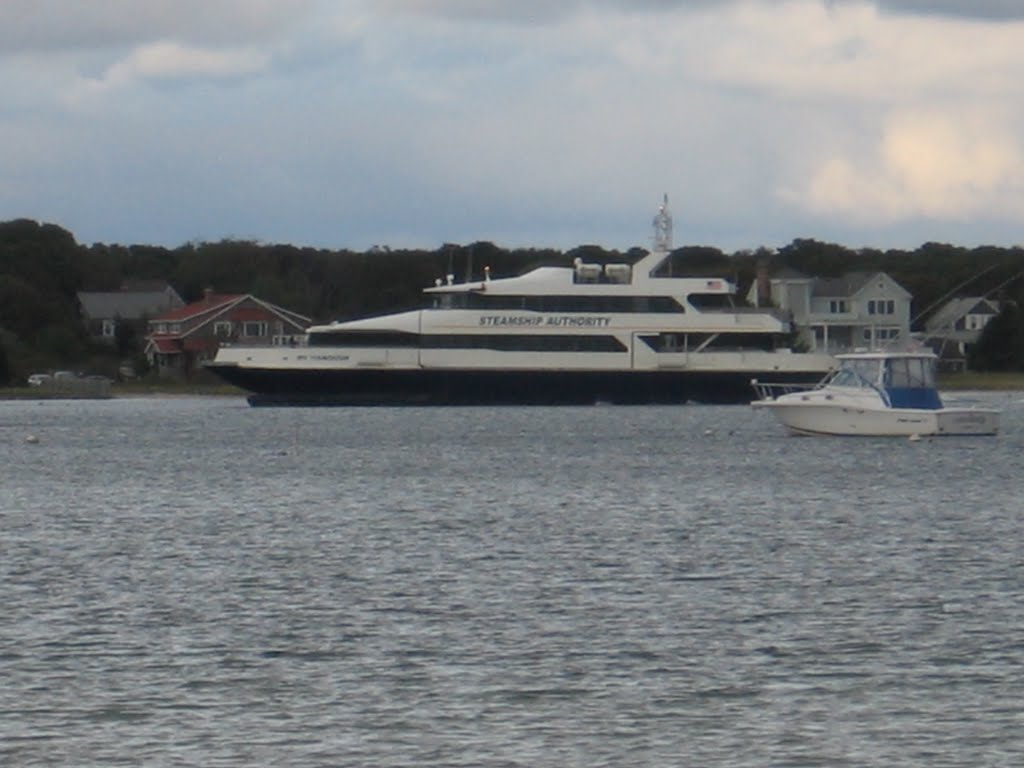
[203,287,214,304]
[756,260,770,308]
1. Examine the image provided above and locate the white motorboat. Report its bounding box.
[751,349,1000,436]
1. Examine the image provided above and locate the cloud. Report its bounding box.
[0,0,314,54]
[106,42,267,84]
[683,2,1024,226]
[375,0,1024,24]
[793,109,1024,221]
[875,0,1024,20]
[5,0,1024,251]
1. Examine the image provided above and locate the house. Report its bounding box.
[145,290,311,377]
[750,269,912,354]
[922,297,1000,370]
[78,281,185,345]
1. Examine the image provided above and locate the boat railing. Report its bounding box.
[750,379,818,401]
[217,335,309,349]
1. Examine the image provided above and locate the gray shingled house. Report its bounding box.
[78,281,185,345]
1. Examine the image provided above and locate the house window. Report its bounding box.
[829,300,848,314]
[102,319,116,337]
[862,327,900,342]
[243,321,268,337]
[214,321,233,337]
[153,322,167,333]
[868,299,895,315]
[966,315,988,331]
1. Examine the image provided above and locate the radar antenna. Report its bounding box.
[652,193,673,253]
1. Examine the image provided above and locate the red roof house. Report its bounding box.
[145,290,311,377]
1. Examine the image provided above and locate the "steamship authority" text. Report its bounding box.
[478,315,613,328]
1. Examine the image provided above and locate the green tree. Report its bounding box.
[0,275,52,340]
[969,303,1024,371]
[114,315,140,358]
[0,335,10,386]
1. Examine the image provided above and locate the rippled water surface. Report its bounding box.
[2,394,1023,767]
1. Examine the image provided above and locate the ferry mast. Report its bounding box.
[653,193,673,253]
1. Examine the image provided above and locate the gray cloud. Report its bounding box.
[0,0,314,54]
[380,0,1024,23]
[874,0,1024,20]
[2,0,1020,57]
[636,0,1024,20]
[4,0,1024,252]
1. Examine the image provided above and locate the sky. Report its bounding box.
[2,0,1024,254]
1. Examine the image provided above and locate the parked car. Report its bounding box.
[27,373,52,387]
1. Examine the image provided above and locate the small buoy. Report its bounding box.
[25,434,39,444]
[704,428,714,436]
[908,433,921,442]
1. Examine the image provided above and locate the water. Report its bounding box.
[2,394,1023,767]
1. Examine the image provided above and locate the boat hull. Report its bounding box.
[207,362,825,406]
[754,401,999,436]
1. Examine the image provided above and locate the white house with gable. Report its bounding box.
[922,297,1000,370]
[749,269,912,354]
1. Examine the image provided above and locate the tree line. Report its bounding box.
[2,217,1023,384]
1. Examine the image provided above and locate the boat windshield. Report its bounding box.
[884,356,936,389]
[830,358,882,388]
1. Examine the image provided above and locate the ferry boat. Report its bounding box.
[751,349,1000,436]
[206,197,835,406]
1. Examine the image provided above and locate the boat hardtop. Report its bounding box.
[826,349,942,409]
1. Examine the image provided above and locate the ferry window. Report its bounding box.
[309,331,418,347]
[422,334,626,352]
[481,296,683,313]
[688,293,734,310]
